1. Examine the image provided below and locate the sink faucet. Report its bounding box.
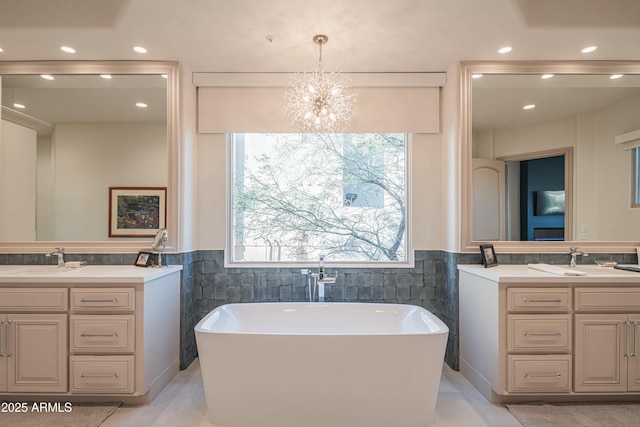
[569,247,588,268]
[46,247,65,267]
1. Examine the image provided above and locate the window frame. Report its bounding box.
[632,147,640,208]
[225,133,413,268]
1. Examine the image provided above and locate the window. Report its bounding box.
[229,133,409,265]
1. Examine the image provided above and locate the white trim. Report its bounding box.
[460,61,640,254]
[0,60,180,254]
[1,106,52,133]
[193,72,446,88]
[615,129,640,150]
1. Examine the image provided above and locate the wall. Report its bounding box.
[38,121,167,241]
[0,120,37,240]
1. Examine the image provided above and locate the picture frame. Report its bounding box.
[479,244,498,268]
[134,251,153,267]
[109,187,167,237]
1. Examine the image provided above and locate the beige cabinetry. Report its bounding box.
[0,288,68,393]
[574,287,640,392]
[459,265,640,403]
[505,288,572,393]
[69,288,136,394]
[0,265,182,404]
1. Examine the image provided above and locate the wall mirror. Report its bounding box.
[0,61,178,253]
[462,61,640,253]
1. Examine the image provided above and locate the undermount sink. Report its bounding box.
[6,266,71,275]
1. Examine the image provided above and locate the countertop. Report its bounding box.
[0,264,183,284]
[458,264,640,284]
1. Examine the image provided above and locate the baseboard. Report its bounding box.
[148,357,180,402]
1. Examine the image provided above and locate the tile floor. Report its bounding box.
[101,359,523,427]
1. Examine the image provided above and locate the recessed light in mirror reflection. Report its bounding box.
[60,46,76,53]
[100,74,112,79]
[542,74,554,79]
[498,46,512,54]
[135,102,148,108]
[13,103,26,109]
[581,46,597,53]
[523,104,536,110]
[471,74,483,79]
[40,74,54,80]
[610,74,623,79]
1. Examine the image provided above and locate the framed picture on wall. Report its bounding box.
[479,244,498,268]
[109,187,167,237]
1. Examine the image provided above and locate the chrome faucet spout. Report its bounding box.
[46,247,65,268]
[569,247,588,268]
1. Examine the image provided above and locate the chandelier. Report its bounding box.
[285,35,356,133]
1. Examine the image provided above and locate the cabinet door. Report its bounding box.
[0,316,6,391]
[6,314,67,393]
[575,314,627,392]
[628,316,640,392]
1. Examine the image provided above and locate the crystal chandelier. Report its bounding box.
[285,35,356,133]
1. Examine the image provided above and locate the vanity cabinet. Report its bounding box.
[459,265,640,403]
[69,288,137,394]
[0,265,182,404]
[505,288,572,393]
[574,287,640,392]
[0,288,68,393]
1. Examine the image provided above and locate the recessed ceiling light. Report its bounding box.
[161,74,168,79]
[13,103,26,109]
[100,74,112,79]
[541,74,554,79]
[523,104,536,110]
[471,74,483,79]
[498,46,512,54]
[581,46,597,53]
[610,74,623,79]
[40,74,54,80]
[0,47,3,53]
[60,46,76,53]
[135,102,148,108]
[133,46,147,53]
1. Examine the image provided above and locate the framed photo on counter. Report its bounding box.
[480,244,498,268]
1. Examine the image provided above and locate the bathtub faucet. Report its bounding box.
[301,255,337,302]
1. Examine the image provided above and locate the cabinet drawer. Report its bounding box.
[70,355,134,393]
[71,288,135,311]
[0,288,68,311]
[70,315,135,353]
[575,288,640,311]
[507,355,571,393]
[507,314,571,352]
[507,288,571,312]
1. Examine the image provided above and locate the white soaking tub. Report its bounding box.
[195,302,449,427]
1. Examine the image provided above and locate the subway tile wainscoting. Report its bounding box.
[1,250,637,371]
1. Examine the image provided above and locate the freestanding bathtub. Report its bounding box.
[195,302,449,427]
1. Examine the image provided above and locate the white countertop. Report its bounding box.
[458,264,640,284]
[0,264,183,284]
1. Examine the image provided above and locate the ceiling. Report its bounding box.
[1,0,639,129]
[0,0,639,72]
